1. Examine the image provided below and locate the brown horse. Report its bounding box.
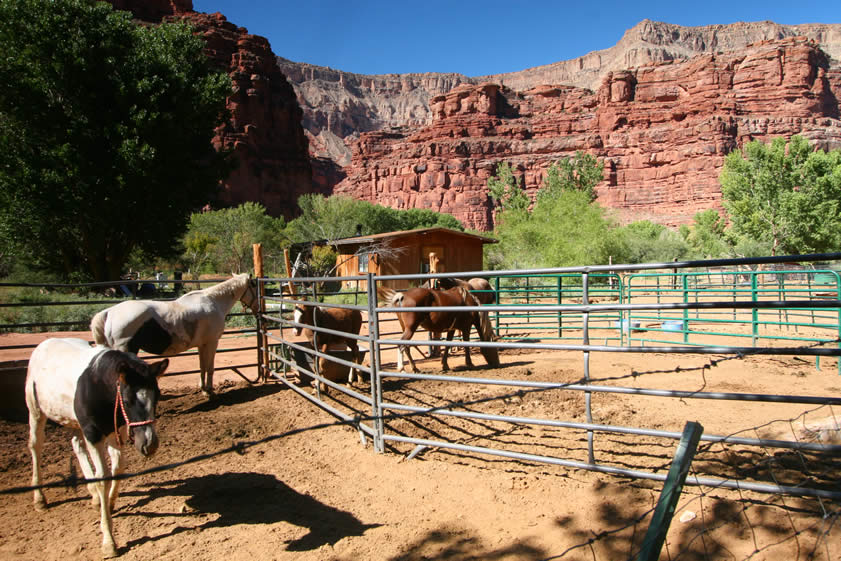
[293,302,364,387]
[422,277,496,357]
[378,285,499,372]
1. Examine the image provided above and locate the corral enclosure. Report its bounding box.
[1,254,841,560]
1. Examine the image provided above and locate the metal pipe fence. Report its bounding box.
[258,253,841,500]
[0,277,259,380]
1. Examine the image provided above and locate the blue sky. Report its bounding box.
[192,0,838,77]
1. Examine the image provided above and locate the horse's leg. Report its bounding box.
[347,339,360,385]
[72,435,100,507]
[199,343,218,397]
[83,438,118,558]
[400,324,421,373]
[441,330,454,371]
[461,327,474,368]
[429,331,441,358]
[27,406,47,510]
[106,437,124,511]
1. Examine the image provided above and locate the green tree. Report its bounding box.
[285,194,462,244]
[0,0,233,281]
[681,209,731,259]
[183,203,286,274]
[539,151,604,202]
[488,162,530,213]
[720,136,841,255]
[618,220,688,264]
[487,188,623,270]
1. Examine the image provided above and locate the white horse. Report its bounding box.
[26,338,169,558]
[90,273,258,396]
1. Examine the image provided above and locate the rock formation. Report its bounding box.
[333,38,841,229]
[279,20,841,170]
[107,0,316,218]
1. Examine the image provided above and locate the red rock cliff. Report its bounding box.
[334,38,841,230]
[107,1,315,218]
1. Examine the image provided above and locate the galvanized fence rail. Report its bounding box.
[0,277,259,381]
[258,253,841,501]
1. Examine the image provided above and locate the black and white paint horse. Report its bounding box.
[90,273,258,396]
[26,338,168,558]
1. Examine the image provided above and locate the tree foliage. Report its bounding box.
[720,136,841,255]
[0,0,233,281]
[487,187,623,270]
[487,162,530,214]
[680,210,732,259]
[539,151,604,202]
[617,220,689,264]
[284,194,463,244]
[182,203,286,276]
[487,155,620,269]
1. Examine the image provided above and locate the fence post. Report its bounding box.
[751,272,759,346]
[635,421,704,561]
[366,272,385,452]
[557,275,563,338]
[252,243,266,382]
[494,276,501,337]
[582,272,594,464]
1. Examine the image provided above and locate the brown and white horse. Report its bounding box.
[26,338,168,558]
[90,273,257,396]
[379,285,499,372]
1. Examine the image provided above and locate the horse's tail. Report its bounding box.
[376,286,403,307]
[90,309,108,346]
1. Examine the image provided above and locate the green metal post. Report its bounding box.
[557,275,563,338]
[635,421,704,561]
[682,273,689,344]
[751,273,758,346]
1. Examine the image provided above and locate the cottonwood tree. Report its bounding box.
[539,151,604,202]
[487,162,530,214]
[284,194,463,244]
[720,136,841,255]
[0,0,233,281]
[182,203,286,275]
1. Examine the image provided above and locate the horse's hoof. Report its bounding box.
[33,498,47,511]
[102,543,119,558]
[201,389,215,399]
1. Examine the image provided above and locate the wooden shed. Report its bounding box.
[333,227,497,290]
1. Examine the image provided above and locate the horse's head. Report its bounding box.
[239,277,260,314]
[114,355,169,456]
[292,303,314,336]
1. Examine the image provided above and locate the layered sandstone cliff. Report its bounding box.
[333,38,841,230]
[108,0,315,218]
[279,20,841,170]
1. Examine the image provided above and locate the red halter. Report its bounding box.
[113,381,156,447]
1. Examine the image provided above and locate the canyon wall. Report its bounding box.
[280,20,841,168]
[108,0,316,218]
[333,38,841,230]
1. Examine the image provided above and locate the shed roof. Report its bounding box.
[331,227,497,248]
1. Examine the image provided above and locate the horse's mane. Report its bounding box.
[202,273,249,299]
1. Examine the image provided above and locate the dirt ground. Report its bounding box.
[1,328,840,561]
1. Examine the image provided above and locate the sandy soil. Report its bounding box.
[1,329,840,561]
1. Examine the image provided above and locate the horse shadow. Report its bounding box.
[124,472,380,551]
[173,383,286,415]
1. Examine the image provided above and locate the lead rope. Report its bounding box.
[113,381,156,447]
